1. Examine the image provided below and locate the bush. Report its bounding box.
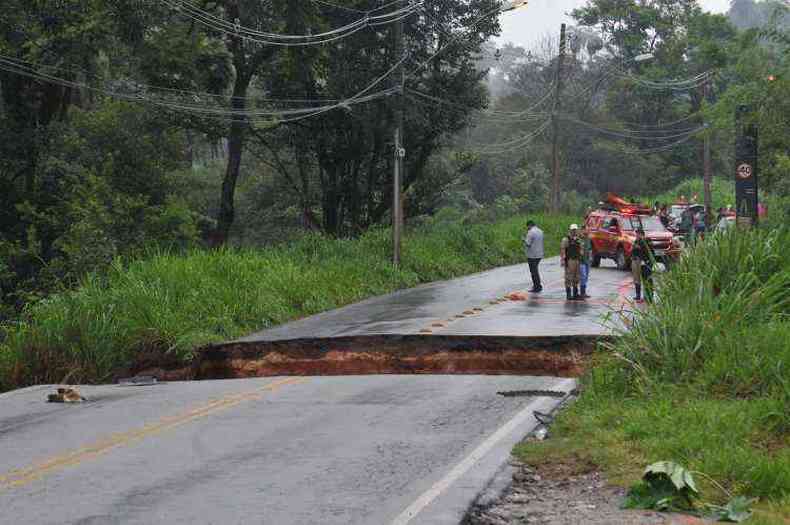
[0,102,200,316]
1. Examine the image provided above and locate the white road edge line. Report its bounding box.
[391,377,576,525]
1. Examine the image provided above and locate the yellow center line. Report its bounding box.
[0,377,306,491]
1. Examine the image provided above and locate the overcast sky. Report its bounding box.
[496,0,732,49]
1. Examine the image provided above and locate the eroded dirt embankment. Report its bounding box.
[131,335,606,381]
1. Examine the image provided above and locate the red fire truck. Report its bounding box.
[585,194,682,270]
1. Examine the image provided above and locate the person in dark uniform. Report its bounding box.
[560,224,582,301]
[658,204,670,228]
[631,228,655,302]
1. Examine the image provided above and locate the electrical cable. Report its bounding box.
[405,3,507,81]
[472,119,552,155]
[598,131,701,155]
[163,0,366,40]
[161,0,422,46]
[0,53,345,104]
[612,67,715,90]
[617,111,701,129]
[406,88,553,121]
[562,116,707,140]
[0,52,405,123]
[407,94,550,124]
[311,0,366,14]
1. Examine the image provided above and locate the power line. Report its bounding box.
[562,116,708,140]
[160,0,422,46]
[617,111,702,129]
[471,119,552,155]
[597,132,701,155]
[310,0,408,14]
[0,54,346,105]
[311,0,366,14]
[406,88,553,121]
[0,53,404,123]
[613,68,715,90]
[405,3,505,81]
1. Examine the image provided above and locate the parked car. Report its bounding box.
[585,204,682,270]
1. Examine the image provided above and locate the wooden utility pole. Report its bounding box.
[391,1,405,265]
[703,75,712,228]
[550,24,567,214]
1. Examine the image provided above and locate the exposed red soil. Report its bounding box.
[130,335,605,382]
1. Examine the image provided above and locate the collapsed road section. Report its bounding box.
[132,335,605,381]
[130,258,629,383]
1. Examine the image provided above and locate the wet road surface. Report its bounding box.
[240,257,633,342]
[0,376,574,525]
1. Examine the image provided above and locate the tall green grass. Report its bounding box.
[517,228,790,514]
[0,214,574,391]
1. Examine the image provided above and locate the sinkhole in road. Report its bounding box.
[131,335,606,381]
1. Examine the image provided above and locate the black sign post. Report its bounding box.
[734,105,758,228]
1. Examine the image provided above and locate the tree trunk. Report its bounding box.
[323,166,340,236]
[214,82,249,246]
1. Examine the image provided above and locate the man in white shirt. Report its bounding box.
[523,220,545,293]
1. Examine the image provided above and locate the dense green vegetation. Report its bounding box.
[0,214,573,391]
[515,228,790,521]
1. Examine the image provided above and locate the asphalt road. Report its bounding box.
[0,375,574,525]
[240,258,632,342]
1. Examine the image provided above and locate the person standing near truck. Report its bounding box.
[658,204,670,228]
[631,228,655,302]
[523,220,544,293]
[579,226,592,299]
[560,224,582,301]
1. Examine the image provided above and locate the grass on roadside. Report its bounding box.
[0,214,575,391]
[515,227,790,523]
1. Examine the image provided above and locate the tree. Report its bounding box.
[246,0,501,236]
